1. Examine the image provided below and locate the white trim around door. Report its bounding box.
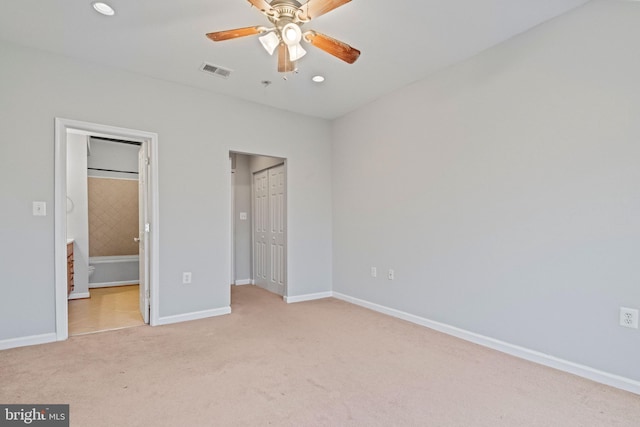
[54,118,161,341]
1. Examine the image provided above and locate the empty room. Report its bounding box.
[1,0,639,425]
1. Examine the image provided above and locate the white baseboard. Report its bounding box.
[89,280,138,288]
[0,333,57,351]
[67,291,91,300]
[332,292,640,396]
[234,279,253,286]
[156,307,231,326]
[284,291,333,304]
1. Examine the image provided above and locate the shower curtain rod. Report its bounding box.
[90,136,142,146]
[88,167,138,175]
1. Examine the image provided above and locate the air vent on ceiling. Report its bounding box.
[200,62,232,79]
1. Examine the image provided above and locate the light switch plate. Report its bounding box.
[240,212,247,220]
[33,201,46,216]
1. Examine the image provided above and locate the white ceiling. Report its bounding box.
[0,0,590,119]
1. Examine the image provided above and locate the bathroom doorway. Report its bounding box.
[66,135,143,334]
[54,119,159,341]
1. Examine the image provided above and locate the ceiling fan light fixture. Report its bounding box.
[288,43,307,61]
[92,2,115,16]
[281,23,302,46]
[259,32,279,56]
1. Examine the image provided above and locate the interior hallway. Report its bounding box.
[68,285,144,335]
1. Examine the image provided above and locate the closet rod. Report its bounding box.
[88,167,138,175]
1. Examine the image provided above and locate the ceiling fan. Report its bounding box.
[206,0,361,73]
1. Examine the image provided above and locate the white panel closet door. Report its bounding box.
[253,170,269,289]
[253,164,286,296]
[269,165,286,295]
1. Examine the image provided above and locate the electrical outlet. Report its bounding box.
[620,307,639,329]
[388,269,394,280]
[371,267,377,278]
[182,272,192,284]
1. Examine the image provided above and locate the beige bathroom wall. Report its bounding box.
[88,177,139,257]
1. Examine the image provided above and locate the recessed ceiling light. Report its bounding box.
[92,2,115,16]
[312,75,325,83]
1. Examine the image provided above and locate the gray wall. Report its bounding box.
[249,155,284,173]
[87,138,140,179]
[0,40,332,340]
[233,154,252,282]
[332,0,640,381]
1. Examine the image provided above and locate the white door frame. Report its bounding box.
[54,118,161,341]
[138,142,151,324]
[230,157,235,285]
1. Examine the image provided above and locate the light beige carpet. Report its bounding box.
[1,285,638,426]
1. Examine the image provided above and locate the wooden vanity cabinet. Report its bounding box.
[67,242,74,295]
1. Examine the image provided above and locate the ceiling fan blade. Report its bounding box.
[246,0,274,14]
[206,26,263,42]
[304,31,360,64]
[299,0,351,20]
[278,44,296,73]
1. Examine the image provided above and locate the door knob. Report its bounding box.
[134,237,140,243]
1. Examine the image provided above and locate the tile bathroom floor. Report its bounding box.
[68,285,144,336]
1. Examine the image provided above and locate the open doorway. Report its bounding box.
[230,152,287,299]
[66,135,143,334]
[54,119,159,341]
